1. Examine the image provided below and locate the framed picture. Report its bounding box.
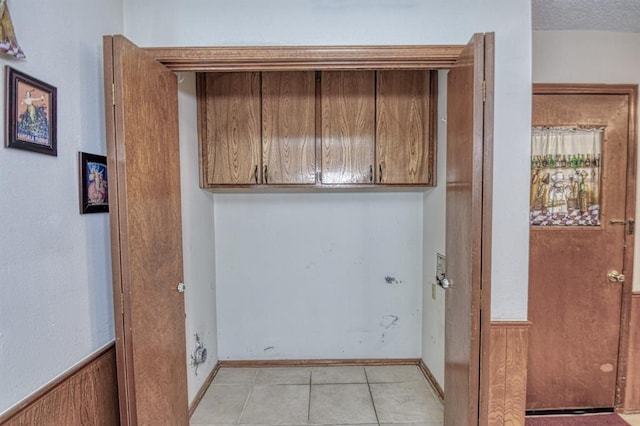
[79,152,109,214]
[5,66,57,156]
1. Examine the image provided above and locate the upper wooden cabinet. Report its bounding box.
[198,72,262,185]
[321,71,376,184]
[377,70,433,185]
[262,72,316,185]
[197,70,436,190]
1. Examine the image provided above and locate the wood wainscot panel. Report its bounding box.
[487,322,530,426]
[0,343,119,426]
[623,293,640,413]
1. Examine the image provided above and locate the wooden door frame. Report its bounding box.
[121,41,496,422]
[532,84,638,410]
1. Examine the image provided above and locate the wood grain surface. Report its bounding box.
[478,33,496,426]
[107,35,189,425]
[321,71,375,184]
[528,90,631,410]
[487,322,529,426]
[376,70,431,184]
[0,345,118,426]
[623,293,640,413]
[262,71,316,184]
[200,72,261,185]
[444,33,486,426]
[142,45,465,71]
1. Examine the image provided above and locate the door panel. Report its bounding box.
[528,91,631,410]
[201,72,261,185]
[376,70,431,184]
[445,33,490,426]
[321,71,375,184]
[262,71,316,184]
[104,35,188,425]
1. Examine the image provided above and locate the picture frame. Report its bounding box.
[5,66,57,156]
[79,152,109,214]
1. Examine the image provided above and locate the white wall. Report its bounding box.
[177,73,218,402]
[214,193,423,359]
[422,70,448,387]
[123,0,532,323]
[533,30,640,292]
[0,0,122,415]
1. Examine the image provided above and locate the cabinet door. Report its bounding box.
[321,71,375,184]
[376,70,433,185]
[262,72,316,184]
[200,72,261,185]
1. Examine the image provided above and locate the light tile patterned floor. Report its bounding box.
[621,413,640,426]
[190,365,443,425]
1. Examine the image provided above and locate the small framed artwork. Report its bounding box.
[5,66,57,156]
[79,152,109,214]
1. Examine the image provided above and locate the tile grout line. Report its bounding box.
[307,370,313,424]
[364,367,381,426]
[234,369,259,424]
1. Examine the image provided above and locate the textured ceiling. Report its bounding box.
[532,0,640,32]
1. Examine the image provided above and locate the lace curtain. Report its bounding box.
[530,127,603,226]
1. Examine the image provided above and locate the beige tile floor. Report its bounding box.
[190,365,443,425]
[621,413,640,426]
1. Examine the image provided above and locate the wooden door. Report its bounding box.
[198,72,262,185]
[376,70,432,185]
[104,35,188,425]
[262,71,316,184]
[527,87,636,410]
[321,71,375,184]
[444,33,493,426]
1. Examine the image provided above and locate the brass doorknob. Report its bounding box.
[608,270,625,283]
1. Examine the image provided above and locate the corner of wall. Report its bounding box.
[177,72,218,404]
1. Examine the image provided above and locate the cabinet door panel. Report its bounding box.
[376,70,431,184]
[203,72,261,185]
[321,71,375,184]
[262,72,316,184]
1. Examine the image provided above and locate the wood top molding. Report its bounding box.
[143,45,465,71]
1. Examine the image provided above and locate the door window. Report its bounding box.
[530,127,602,226]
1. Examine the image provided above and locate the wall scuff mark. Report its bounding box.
[384,276,405,285]
[380,315,400,343]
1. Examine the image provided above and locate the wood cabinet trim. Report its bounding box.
[196,73,208,188]
[143,45,464,72]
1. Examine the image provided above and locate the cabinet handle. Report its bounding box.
[254,165,258,184]
[264,165,268,184]
[369,165,373,183]
[379,164,383,183]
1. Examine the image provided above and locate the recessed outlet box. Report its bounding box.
[436,253,446,278]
